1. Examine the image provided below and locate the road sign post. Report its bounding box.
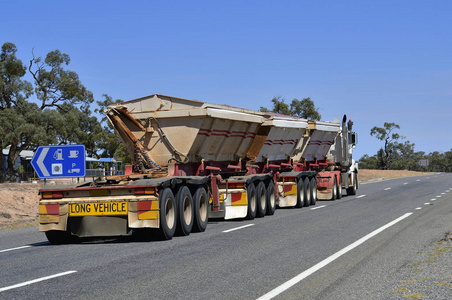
[31,145,86,179]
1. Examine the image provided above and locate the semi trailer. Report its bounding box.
[38,94,358,243]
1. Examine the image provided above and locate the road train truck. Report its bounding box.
[38,94,358,243]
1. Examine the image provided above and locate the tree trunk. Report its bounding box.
[7,140,20,176]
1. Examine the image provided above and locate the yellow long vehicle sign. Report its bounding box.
[69,202,128,216]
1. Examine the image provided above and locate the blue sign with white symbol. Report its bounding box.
[31,145,86,178]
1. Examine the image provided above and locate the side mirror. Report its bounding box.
[351,132,357,148]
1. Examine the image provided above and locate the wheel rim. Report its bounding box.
[251,189,256,211]
[312,181,317,200]
[260,186,266,210]
[269,187,276,209]
[199,192,207,223]
[166,198,175,228]
[183,195,192,226]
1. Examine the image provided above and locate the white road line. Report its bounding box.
[356,195,366,199]
[256,213,413,300]
[0,246,31,253]
[436,195,442,198]
[431,198,436,201]
[403,183,408,185]
[223,224,254,233]
[384,188,391,191]
[0,271,77,292]
[441,193,445,195]
[424,203,430,205]
[0,242,49,254]
[310,205,326,210]
[415,207,422,210]
[417,179,421,181]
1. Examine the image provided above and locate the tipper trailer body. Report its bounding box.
[38,94,358,243]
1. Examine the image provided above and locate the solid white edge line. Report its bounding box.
[0,246,31,253]
[223,224,254,233]
[310,205,326,210]
[0,271,77,292]
[256,212,413,300]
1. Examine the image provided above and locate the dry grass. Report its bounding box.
[359,169,434,182]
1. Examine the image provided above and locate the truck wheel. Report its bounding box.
[310,177,317,206]
[303,177,311,207]
[346,173,358,196]
[295,178,304,208]
[266,181,276,215]
[255,181,267,218]
[176,186,194,236]
[193,187,208,232]
[45,228,78,245]
[159,188,177,240]
[336,175,342,199]
[331,177,337,200]
[246,183,257,220]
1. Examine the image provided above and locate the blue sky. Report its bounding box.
[3,0,452,160]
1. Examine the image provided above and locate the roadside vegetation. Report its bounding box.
[359,122,452,172]
[0,42,131,182]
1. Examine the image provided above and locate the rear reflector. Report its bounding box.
[135,187,155,195]
[42,192,63,199]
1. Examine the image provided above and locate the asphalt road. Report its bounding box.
[1,173,451,299]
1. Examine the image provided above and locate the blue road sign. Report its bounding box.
[31,145,86,179]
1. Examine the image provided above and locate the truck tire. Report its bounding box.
[266,180,276,215]
[193,187,208,232]
[159,188,177,240]
[255,181,267,218]
[336,175,342,199]
[303,177,311,207]
[331,177,337,200]
[346,173,358,196]
[246,183,257,220]
[310,177,317,206]
[45,230,73,245]
[295,178,304,208]
[176,186,194,236]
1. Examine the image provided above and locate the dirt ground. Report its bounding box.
[0,170,434,230]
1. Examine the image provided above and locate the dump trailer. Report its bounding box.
[38,94,358,243]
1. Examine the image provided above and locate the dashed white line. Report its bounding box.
[0,271,77,292]
[356,195,366,199]
[0,245,31,253]
[436,195,442,198]
[384,188,391,191]
[403,183,408,185]
[415,207,422,210]
[310,205,326,210]
[424,203,430,205]
[0,242,49,254]
[416,179,421,182]
[223,224,254,233]
[256,213,413,300]
[441,193,445,195]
